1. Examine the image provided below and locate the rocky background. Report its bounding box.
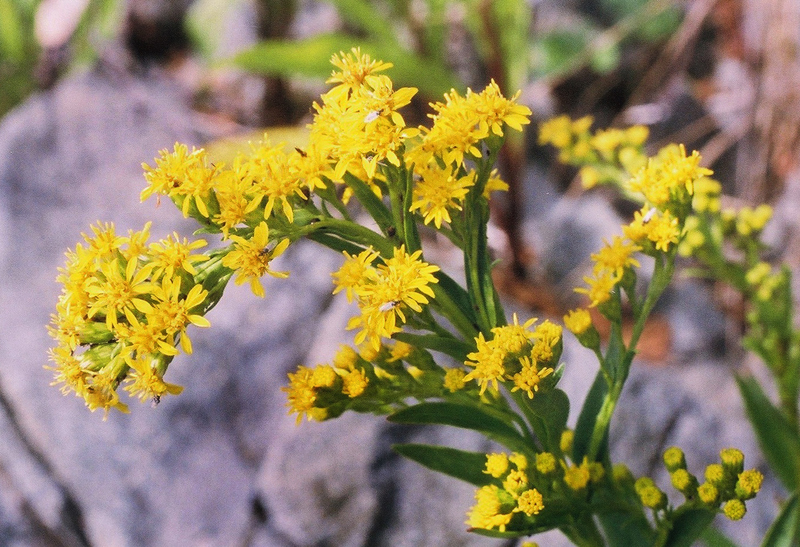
[0,1,794,546]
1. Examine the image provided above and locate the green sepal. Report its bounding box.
[392,443,493,487]
[736,375,800,491]
[573,370,609,462]
[664,507,716,547]
[392,332,473,362]
[521,388,569,454]
[388,402,528,453]
[761,490,800,547]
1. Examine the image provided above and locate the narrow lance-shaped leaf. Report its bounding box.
[761,490,800,547]
[392,332,473,362]
[522,388,569,454]
[736,375,800,491]
[573,370,608,462]
[392,443,493,487]
[388,402,528,453]
[664,508,716,547]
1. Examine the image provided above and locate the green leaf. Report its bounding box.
[700,525,740,547]
[432,271,479,329]
[392,332,473,362]
[388,402,528,452]
[342,172,395,237]
[231,33,354,79]
[530,29,592,78]
[523,388,569,453]
[229,34,462,98]
[0,0,25,61]
[736,375,800,491]
[664,508,716,547]
[589,38,621,74]
[467,526,524,539]
[326,0,398,46]
[392,443,493,486]
[573,370,608,462]
[597,511,658,546]
[762,490,800,547]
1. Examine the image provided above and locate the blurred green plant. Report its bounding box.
[540,115,800,547]
[0,0,123,119]
[0,0,40,117]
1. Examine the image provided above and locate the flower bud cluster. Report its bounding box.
[633,446,763,522]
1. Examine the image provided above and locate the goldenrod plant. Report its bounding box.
[541,115,800,546]
[48,49,762,545]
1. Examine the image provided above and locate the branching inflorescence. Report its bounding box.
[48,49,762,545]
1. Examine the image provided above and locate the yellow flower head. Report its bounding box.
[575,269,619,308]
[347,246,440,350]
[409,163,475,228]
[485,452,510,478]
[341,368,369,398]
[623,207,680,252]
[332,248,380,303]
[510,356,554,399]
[222,222,290,298]
[628,144,711,206]
[327,47,394,91]
[723,499,746,521]
[535,452,557,475]
[141,143,208,203]
[591,236,640,277]
[515,489,544,516]
[443,368,467,392]
[423,81,531,167]
[148,233,208,281]
[282,365,318,423]
[123,354,183,403]
[244,141,306,223]
[564,308,592,335]
[466,485,514,532]
[735,469,763,500]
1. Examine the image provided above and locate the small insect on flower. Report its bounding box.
[364,110,381,123]
[379,300,401,312]
[642,207,657,224]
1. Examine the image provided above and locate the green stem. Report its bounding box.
[290,218,394,256]
[587,252,676,461]
[463,146,504,333]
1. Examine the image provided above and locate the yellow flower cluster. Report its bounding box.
[628,144,711,206]
[53,48,536,418]
[463,315,560,397]
[48,221,213,414]
[283,338,475,422]
[468,451,605,534]
[468,452,541,532]
[333,246,440,350]
[575,235,640,308]
[282,344,372,423]
[538,115,649,188]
